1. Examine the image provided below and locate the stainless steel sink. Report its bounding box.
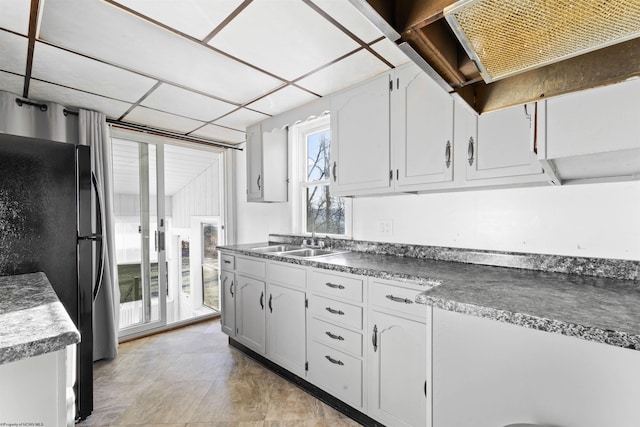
[280,248,349,258]
[250,244,302,253]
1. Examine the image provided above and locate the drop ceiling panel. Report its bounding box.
[38,0,283,104]
[190,123,245,144]
[0,71,24,96]
[208,0,360,81]
[371,38,411,67]
[113,0,244,40]
[29,79,133,118]
[212,108,269,132]
[141,83,237,122]
[125,106,206,134]
[247,85,318,116]
[0,0,31,35]
[32,42,158,103]
[309,0,383,43]
[296,49,389,96]
[0,31,28,75]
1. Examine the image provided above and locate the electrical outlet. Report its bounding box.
[376,220,393,235]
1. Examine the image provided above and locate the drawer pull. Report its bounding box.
[325,331,344,341]
[325,307,344,316]
[325,282,345,290]
[325,355,344,366]
[224,260,231,264]
[386,294,413,304]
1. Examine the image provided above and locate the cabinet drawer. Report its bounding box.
[268,262,306,289]
[308,270,363,303]
[310,295,362,330]
[310,317,362,357]
[221,253,235,270]
[370,280,427,320]
[308,340,362,408]
[236,256,266,278]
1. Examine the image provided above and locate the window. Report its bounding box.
[295,116,349,236]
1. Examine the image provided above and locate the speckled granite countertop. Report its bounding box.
[219,242,640,351]
[0,272,80,365]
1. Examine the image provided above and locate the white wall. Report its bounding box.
[352,181,640,260]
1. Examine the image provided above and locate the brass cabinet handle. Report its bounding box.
[325,355,344,366]
[325,307,344,315]
[467,137,475,166]
[325,331,344,341]
[386,294,413,304]
[445,140,452,168]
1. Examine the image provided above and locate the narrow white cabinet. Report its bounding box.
[465,102,544,182]
[266,262,307,377]
[368,278,428,427]
[220,268,236,337]
[246,123,288,202]
[432,308,640,427]
[235,256,267,354]
[330,72,392,196]
[394,64,454,191]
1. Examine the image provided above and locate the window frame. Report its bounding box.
[292,115,351,238]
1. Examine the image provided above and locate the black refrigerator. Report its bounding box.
[0,132,103,420]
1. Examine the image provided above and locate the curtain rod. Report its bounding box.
[62,108,244,151]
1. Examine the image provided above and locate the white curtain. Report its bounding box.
[79,110,120,361]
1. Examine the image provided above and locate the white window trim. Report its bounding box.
[291,115,351,238]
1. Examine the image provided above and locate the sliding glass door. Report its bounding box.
[112,131,224,337]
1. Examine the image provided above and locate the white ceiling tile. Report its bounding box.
[309,0,383,43]
[209,0,359,81]
[212,108,269,132]
[0,31,27,75]
[371,38,411,67]
[0,0,31,35]
[29,80,133,119]
[296,49,390,96]
[247,86,318,116]
[191,124,245,144]
[38,0,283,104]
[124,106,206,134]
[113,0,244,40]
[0,71,25,95]
[141,83,237,122]
[32,42,158,103]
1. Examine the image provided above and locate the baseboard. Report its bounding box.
[228,338,384,427]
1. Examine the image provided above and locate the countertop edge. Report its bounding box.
[416,293,640,351]
[0,330,80,366]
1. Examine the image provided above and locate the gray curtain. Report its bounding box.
[78,110,119,361]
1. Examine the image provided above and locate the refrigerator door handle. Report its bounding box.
[91,172,105,302]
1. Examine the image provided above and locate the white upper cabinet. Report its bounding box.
[245,123,288,202]
[394,64,454,191]
[465,102,544,182]
[330,72,392,196]
[539,78,640,182]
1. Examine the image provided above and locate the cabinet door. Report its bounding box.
[369,310,427,427]
[236,274,266,354]
[395,64,454,190]
[330,72,392,196]
[262,127,288,202]
[246,123,263,201]
[266,283,306,376]
[467,103,542,181]
[220,270,235,337]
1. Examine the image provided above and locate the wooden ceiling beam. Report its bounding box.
[456,38,640,113]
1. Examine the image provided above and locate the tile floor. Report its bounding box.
[84,318,362,426]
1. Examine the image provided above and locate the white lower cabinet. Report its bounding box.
[266,282,307,376]
[220,269,236,337]
[368,279,428,427]
[236,274,266,354]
